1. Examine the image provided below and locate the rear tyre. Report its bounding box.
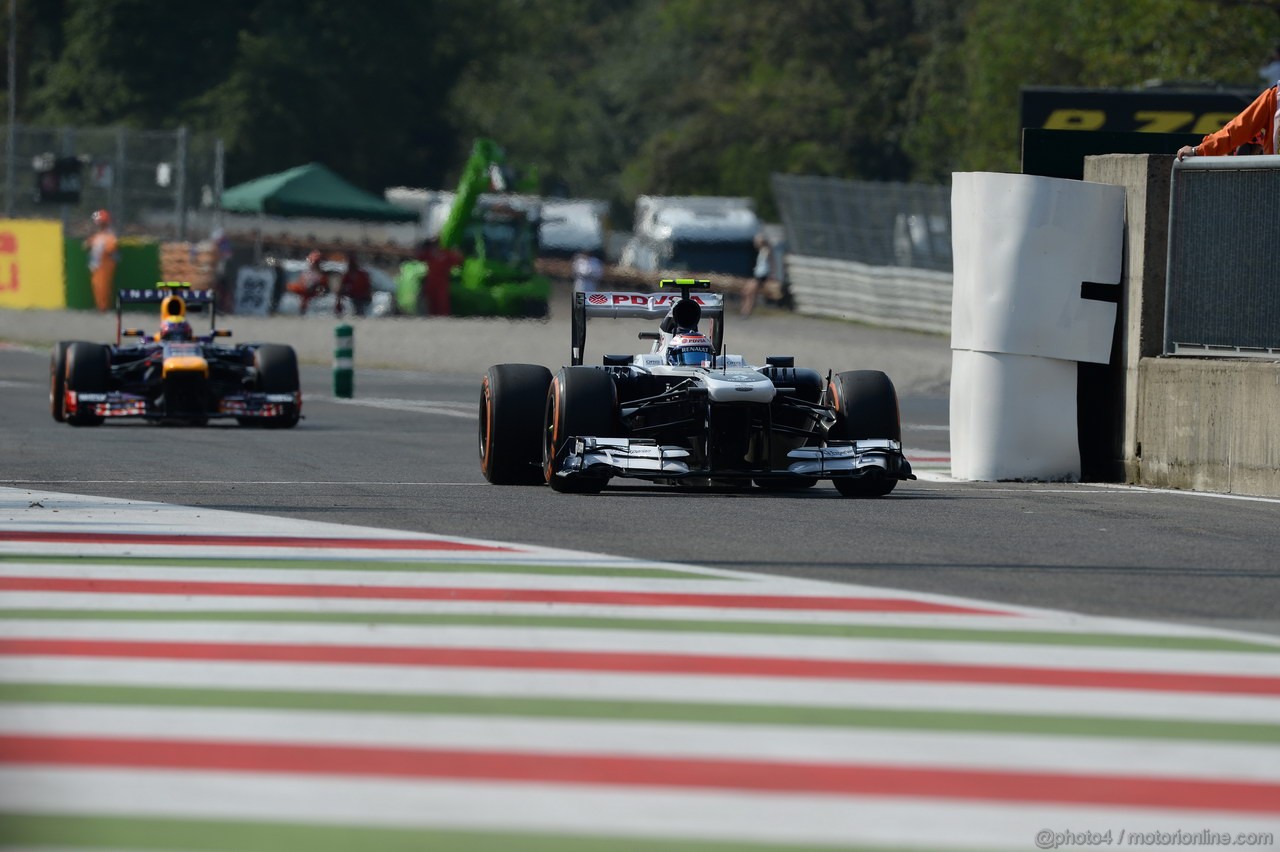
[64,342,110,427]
[50,341,74,422]
[829,370,901,498]
[251,344,301,429]
[480,364,553,485]
[544,367,617,494]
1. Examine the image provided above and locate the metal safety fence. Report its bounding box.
[771,173,953,273]
[0,124,223,241]
[770,173,953,332]
[1166,156,1280,357]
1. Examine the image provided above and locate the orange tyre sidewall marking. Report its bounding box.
[480,376,493,472]
[545,377,562,481]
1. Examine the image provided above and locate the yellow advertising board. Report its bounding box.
[0,219,66,309]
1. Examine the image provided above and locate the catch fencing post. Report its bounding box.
[333,323,353,398]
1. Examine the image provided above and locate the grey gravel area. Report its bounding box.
[0,284,953,395]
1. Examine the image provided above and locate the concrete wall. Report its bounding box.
[1136,357,1280,495]
[1085,154,1280,497]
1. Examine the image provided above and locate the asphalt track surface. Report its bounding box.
[2,341,1278,638]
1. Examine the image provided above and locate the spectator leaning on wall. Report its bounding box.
[1178,54,1280,160]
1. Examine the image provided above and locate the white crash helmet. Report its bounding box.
[666,333,714,366]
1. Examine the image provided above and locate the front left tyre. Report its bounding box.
[64,342,111,427]
[479,363,553,485]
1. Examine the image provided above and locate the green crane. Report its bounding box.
[439,138,549,317]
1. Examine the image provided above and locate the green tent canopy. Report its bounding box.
[221,163,417,222]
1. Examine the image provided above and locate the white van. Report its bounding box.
[620,196,760,278]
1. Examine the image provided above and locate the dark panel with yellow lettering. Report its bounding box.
[1020,86,1255,136]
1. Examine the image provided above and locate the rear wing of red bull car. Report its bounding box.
[115,283,217,345]
[571,278,724,366]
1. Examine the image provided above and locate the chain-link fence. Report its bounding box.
[771,173,952,272]
[1,124,223,241]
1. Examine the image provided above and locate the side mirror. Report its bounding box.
[122,328,145,337]
[638,331,661,341]
[212,329,232,338]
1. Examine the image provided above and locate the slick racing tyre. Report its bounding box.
[480,363,552,485]
[828,369,901,498]
[64,342,110,427]
[245,344,301,429]
[50,340,77,423]
[544,366,618,494]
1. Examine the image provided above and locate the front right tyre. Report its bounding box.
[828,369,902,498]
[544,366,618,494]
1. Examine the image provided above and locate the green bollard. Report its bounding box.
[333,323,353,398]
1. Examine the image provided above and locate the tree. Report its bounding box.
[447,0,658,202]
[934,0,1278,174]
[21,0,477,192]
[10,0,1280,214]
[25,0,252,126]
[196,0,476,189]
[614,0,923,216]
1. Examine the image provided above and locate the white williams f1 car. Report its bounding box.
[479,279,914,496]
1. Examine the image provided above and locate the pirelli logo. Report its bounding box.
[1021,87,1255,135]
[1041,109,1238,134]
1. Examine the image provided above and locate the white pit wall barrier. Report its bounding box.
[949,172,1124,481]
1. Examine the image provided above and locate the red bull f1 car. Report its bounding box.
[50,285,302,427]
[479,278,913,496]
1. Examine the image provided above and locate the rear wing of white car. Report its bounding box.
[571,279,725,366]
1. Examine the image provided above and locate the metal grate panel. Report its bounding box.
[1166,158,1280,355]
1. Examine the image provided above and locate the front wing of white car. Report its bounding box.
[551,436,914,484]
